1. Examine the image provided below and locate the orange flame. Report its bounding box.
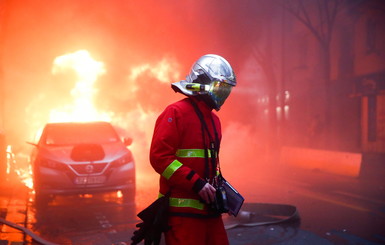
[49,50,110,123]
[24,52,182,198]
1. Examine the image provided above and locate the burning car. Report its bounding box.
[29,121,135,205]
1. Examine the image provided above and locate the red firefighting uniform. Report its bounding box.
[150,97,229,245]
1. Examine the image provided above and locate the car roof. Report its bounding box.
[45,121,112,127]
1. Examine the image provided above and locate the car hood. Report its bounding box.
[37,142,130,163]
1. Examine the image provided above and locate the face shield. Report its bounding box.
[207,80,233,110]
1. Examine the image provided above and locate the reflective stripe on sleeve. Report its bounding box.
[176,149,211,158]
[161,160,183,180]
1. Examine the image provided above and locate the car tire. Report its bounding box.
[35,191,52,208]
[122,187,135,204]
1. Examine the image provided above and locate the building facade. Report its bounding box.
[280,0,385,156]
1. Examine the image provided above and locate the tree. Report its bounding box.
[251,46,279,160]
[282,0,361,128]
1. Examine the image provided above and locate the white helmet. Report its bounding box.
[172,54,236,111]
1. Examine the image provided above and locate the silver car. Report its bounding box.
[30,121,135,205]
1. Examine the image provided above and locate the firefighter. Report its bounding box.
[149,54,236,245]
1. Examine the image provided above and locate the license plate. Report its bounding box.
[74,176,106,185]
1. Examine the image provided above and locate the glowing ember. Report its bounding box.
[116,190,123,198]
[17,164,34,190]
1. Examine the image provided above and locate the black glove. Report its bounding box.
[131,221,163,245]
[131,194,170,245]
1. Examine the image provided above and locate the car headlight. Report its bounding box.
[111,152,133,167]
[38,158,68,171]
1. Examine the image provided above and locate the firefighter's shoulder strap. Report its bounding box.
[188,98,219,180]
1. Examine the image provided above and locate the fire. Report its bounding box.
[17,50,110,190]
[6,145,34,189]
[21,51,181,197]
[49,50,110,123]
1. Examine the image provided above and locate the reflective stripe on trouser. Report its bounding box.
[165,215,229,245]
[158,193,205,210]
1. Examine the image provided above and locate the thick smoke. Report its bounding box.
[1,0,274,201]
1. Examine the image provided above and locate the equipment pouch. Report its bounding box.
[213,175,244,216]
[221,177,244,216]
[212,185,229,214]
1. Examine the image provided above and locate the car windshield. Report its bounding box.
[42,123,120,145]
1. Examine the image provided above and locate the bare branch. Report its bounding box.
[317,0,327,41]
[282,0,351,49]
[326,0,340,44]
[283,1,321,43]
[251,45,266,66]
[299,0,317,30]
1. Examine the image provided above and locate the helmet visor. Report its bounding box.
[208,81,233,110]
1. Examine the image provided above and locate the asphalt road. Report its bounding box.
[0,162,384,245]
[223,165,385,245]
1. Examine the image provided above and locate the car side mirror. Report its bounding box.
[26,141,38,147]
[124,137,133,146]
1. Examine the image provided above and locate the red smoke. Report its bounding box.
[1,0,278,206]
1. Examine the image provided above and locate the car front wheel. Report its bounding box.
[122,187,135,204]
